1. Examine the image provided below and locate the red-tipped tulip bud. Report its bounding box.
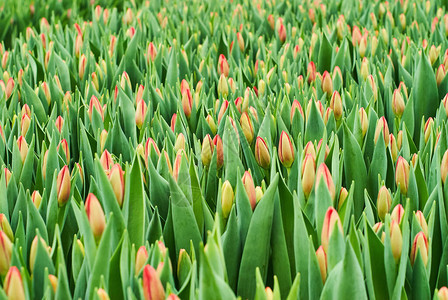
[217,100,229,124]
[321,207,343,252]
[172,150,184,182]
[147,42,157,62]
[290,100,304,122]
[221,181,234,218]
[395,156,410,195]
[100,150,113,172]
[58,139,70,163]
[55,116,64,133]
[442,149,448,184]
[424,117,434,143]
[109,164,124,208]
[99,129,108,152]
[316,163,335,201]
[377,186,392,221]
[278,131,295,168]
[79,54,86,79]
[21,114,31,137]
[218,74,229,97]
[31,190,42,209]
[391,204,404,224]
[174,133,186,153]
[322,71,333,95]
[301,154,315,198]
[242,171,257,210]
[307,61,316,83]
[170,114,177,132]
[330,91,343,120]
[213,135,224,170]
[181,89,192,118]
[135,99,147,129]
[85,193,106,241]
[392,89,405,117]
[237,32,245,52]
[143,265,165,300]
[374,117,389,146]
[316,246,327,283]
[240,112,254,144]
[437,65,446,86]
[415,211,428,237]
[217,54,230,77]
[89,95,104,121]
[30,236,50,273]
[0,231,12,276]
[17,136,28,164]
[438,287,448,300]
[57,166,71,206]
[167,294,180,300]
[135,246,148,275]
[390,134,398,162]
[5,78,14,99]
[201,134,214,167]
[390,220,403,264]
[278,23,286,42]
[255,137,270,169]
[4,267,25,300]
[411,232,429,266]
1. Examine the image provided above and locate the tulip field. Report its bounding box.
[3,0,448,299]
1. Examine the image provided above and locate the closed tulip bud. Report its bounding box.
[143,265,165,300]
[257,79,266,96]
[391,204,404,224]
[174,133,186,153]
[57,166,71,206]
[290,99,304,121]
[316,246,327,283]
[374,117,389,146]
[316,163,336,201]
[181,89,193,118]
[338,187,348,210]
[147,42,157,62]
[377,186,392,221]
[205,115,217,135]
[17,136,28,164]
[390,134,398,162]
[390,220,403,264]
[4,267,25,300]
[221,181,234,218]
[359,34,368,58]
[424,117,434,143]
[79,54,87,79]
[234,97,243,114]
[442,149,448,185]
[278,131,295,168]
[48,274,58,292]
[240,112,254,144]
[358,108,369,138]
[218,74,229,97]
[30,236,49,273]
[392,89,405,117]
[301,154,315,198]
[1,51,8,69]
[89,95,104,121]
[360,58,369,80]
[21,114,31,137]
[278,23,286,42]
[172,150,184,182]
[255,186,263,203]
[213,135,224,170]
[135,99,147,129]
[321,207,343,252]
[437,65,446,86]
[429,45,440,66]
[167,294,180,300]
[75,34,82,58]
[307,61,316,83]
[5,77,14,99]
[145,138,160,162]
[135,246,148,275]
[85,193,106,241]
[395,156,409,195]
[58,139,70,163]
[31,190,42,209]
[100,150,113,172]
[218,54,230,77]
[415,211,428,237]
[322,71,333,95]
[217,100,229,125]
[228,77,237,94]
[4,168,11,187]
[438,287,448,300]
[55,116,64,133]
[201,134,214,167]
[397,130,403,150]
[95,288,109,300]
[242,171,257,210]
[109,164,124,208]
[0,231,12,276]
[330,91,343,120]
[255,137,270,169]
[99,129,108,152]
[237,32,245,52]
[411,232,429,266]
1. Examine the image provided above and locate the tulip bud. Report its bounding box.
[79,54,86,79]
[278,23,286,42]
[437,65,446,86]
[301,154,315,198]
[147,42,157,62]
[5,77,14,99]
[217,54,230,77]
[145,138,160,163]
[17,136,28,164]
[374,117,389,146]
[135,246,148,275]
[321,207,343,252]
[255,137,270,169]
[330,91,343,120]
[218,74,229,97]
[338,187,348,210]
[100,150,113,172]
[203,115,217,135]
[415,211,428,237]
[237,32,244,52]
[109,164,124,208]
[377,186,392,221]
[359,108,368,138]
[55,166,71,206]
[316,163,336,201]
[135,99,147,129]
[392,89,405,117]
[201,134,214,167]
[221,181,234,218]
[391,204,404,224]
[174,133,186,153]
[390,134,398,162]
[181,88,192,118]
[4,168,11,187]
[424,117,434,144]
[58,139,70,163]
[395,156,410,195]
[390,220,403,264]
[316,246,327,283]
[438,287,448,300]
[255,186,263,203]
[307,61,316,83]
[322,71,333,95]
[0,231,12,276]
[242,171,257,210]
[172,150,185,182]
[411,232,429,266]
[240,112,254,144]
[98,129,108,152]
[29,190,42,210]
[278,131,295,168]
[89,95,104,121]
[54,116,64,134]
[85,193,106,241]
[20,114,31,137]
[290,100,304,122]
[4,267,25,300]
[257,79,266,96]
[213,135,224,170]
[143,265,165,300]
[217,100,229,125]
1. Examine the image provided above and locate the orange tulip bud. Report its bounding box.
[57,165,71,206]
[278,131,294,168]
[85,193,106,241]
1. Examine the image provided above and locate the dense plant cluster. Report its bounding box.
[1,0,448,299]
